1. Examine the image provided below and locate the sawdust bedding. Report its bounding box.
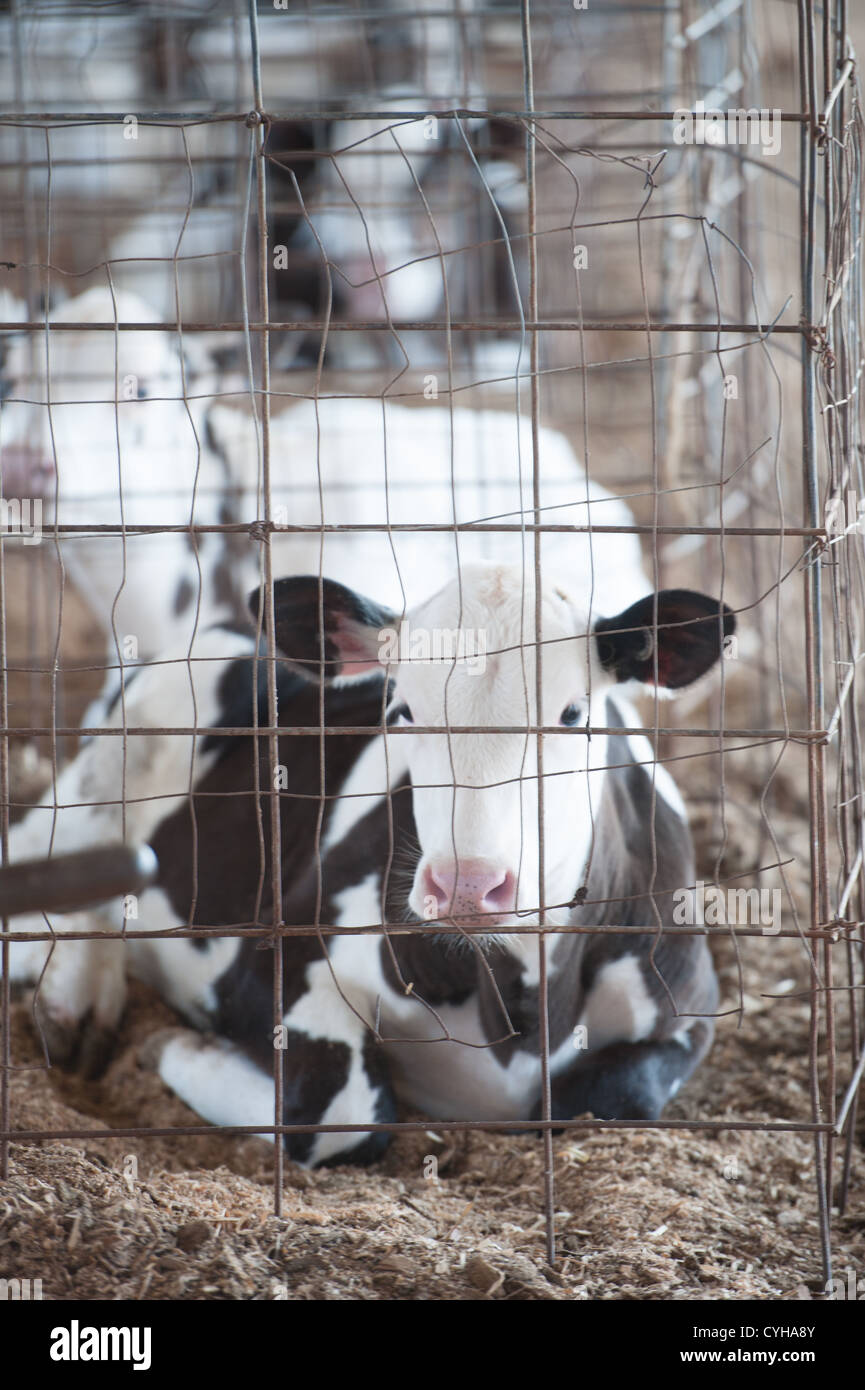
[2,764,863,1301]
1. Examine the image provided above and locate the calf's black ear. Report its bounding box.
[594,590,735,690]
[248,576,396,681]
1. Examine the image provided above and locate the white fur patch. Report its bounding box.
[157,1032,277,1134]
[128,897,241,1028]
[1,287,231,658]
[209,398,650,618]
[385,998,542,1121]
[330,873,385,932]
[623,730,688,822]
[577,953,659,1051]
[322,740,409,855]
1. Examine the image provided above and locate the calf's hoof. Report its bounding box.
[29,937,126,1078]
[32,1002,120,1079]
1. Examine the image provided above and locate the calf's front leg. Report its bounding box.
[142,1019,396,1167]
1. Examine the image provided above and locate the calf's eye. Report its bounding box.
[392,702,413,723]
[560,703,583,726]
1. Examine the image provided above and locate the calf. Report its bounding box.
[282,102,527,373]
[7,561,730,1166]
[0,286,232,668]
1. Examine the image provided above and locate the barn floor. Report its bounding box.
[3,807,863,1301]
[3,984,862,1302]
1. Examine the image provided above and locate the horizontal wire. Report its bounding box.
[0,318,807,334]
[1,1117,835,1143]
[0,109,814,125]
[0,522,825,537]
[0,923,841,945]
[0,724,826,740]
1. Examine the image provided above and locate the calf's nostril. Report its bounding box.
[481,871,516,911]
[424,865,455,911]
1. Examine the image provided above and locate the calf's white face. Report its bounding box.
[387,566,607,927]
[0,287,192,523]
[266,564,734,932]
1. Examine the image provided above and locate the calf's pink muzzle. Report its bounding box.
[419,858,518,925]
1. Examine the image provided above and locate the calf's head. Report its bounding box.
[257,565,734,931]
[0,288,189,515]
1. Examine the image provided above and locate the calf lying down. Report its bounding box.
[7,565,730,1165]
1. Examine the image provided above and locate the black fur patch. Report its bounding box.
[249,576,396,680]
[534,1024,714,1123]
[173,576,195,617]
[595,590,735,688]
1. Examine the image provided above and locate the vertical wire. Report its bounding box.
[799,0,833,1286]
[10,0,45,736]
[34,124,69,1071]
[819,0,837,1210]
[739,0,774,900]
[247,0,285,1217]
[837,0,863,1214]
[520,0,556,1269]
[0,0,27,1185]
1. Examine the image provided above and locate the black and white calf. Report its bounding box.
[7,561,730,1166]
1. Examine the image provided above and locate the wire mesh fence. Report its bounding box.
[0,0,863,1294]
